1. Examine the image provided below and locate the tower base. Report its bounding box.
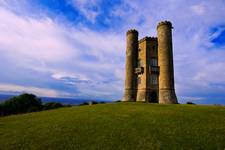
[159,89,178,104]
[136,90,148,102]
[122,90,136,102]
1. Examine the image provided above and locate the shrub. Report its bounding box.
[90,101,98,105]
[43,102,63,110]
[79,102,89,106]
[0,104,3,116]
[114,100,121,103]
[186,101,195,105]
[87,101,98,105]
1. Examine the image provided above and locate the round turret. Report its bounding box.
[157,21,173,29]
[157,21,178,104]
[123,29,139,102]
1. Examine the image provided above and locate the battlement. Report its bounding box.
[126,29,138,35]
[157,21,173,29]
[139,36,158,43]
[149,37,158,41]
[139,36,150,43]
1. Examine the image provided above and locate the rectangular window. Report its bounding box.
[150,59,158,66]
[151,75,158,85]
[152,46,157,55]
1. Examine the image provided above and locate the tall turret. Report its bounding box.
[123,29,138,101]
[157,21,178,104]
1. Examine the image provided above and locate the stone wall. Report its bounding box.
[123,21,178,104]
[157,21,178,104]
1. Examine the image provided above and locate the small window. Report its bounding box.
[138,77,141,85]
[138,48,141,51]
[152,46,157,54]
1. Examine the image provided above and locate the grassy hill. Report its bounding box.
[0,102,225,150]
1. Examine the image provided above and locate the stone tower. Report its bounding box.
[122,21,178,104]
[157,21,178,104]
[123,29,138,102]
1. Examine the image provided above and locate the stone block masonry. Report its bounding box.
[123,21,178,104]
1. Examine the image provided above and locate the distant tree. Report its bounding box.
[0,93,74,117]
[43,102,63,110]
[0,93,42,116]
[186,101,195,105]
[114,100,121,103]
[79,102,89,106]
[90,101,98,105]
[88,101,98,105]
[0,104,3,116]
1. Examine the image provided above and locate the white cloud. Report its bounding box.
[0,83,70,97]
[71,0,101,23]
[191,4,205,15]
[180,96,205,101]
[51,72,87,81]
[0,5,125,99]
[0,7,76,63]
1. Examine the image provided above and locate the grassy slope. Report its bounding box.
[0,103,225,150]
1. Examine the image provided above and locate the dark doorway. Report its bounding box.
[150,91,158,103]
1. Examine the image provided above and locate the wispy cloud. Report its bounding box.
[0,83,70,97]
[0,4,124,99]
[191,3,206,15]
[71,0,101,23]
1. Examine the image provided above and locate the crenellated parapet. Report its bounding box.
[139,36,150,43]
[126,29,138,35]
[138,36,158,44]
[157,21,173,29]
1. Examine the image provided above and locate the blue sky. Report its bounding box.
[0,0,225,104]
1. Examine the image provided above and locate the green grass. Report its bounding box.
[0,102,225,150]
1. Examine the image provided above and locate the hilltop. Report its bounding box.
[0,102,225,150]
